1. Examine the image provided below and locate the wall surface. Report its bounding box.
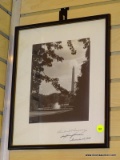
[0,0,120,159]
[0,0,12,146]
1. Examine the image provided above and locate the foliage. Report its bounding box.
[73,38,90,117]
[67,40,76,55]
[31,41,68,94]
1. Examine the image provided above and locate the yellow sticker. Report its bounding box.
[97,124,104,133]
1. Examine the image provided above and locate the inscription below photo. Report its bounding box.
[29,38,90,123]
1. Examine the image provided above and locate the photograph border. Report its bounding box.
[8,14,110,150]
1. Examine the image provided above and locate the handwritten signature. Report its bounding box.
[58,129,91,141]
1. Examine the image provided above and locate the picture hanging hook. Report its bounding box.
[59,7,69,21]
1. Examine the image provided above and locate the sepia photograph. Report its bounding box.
[29,38,90,123]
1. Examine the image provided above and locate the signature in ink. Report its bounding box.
[58,129,91,141]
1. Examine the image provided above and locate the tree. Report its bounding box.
[31,40,78,95]
[73,38,90,119]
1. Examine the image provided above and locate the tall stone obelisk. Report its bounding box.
[71,66,75,94]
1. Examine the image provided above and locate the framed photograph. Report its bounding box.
[8,14,110,149]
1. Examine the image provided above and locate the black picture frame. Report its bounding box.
[8,14,110,150]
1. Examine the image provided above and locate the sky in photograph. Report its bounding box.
[39,39,88,95]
